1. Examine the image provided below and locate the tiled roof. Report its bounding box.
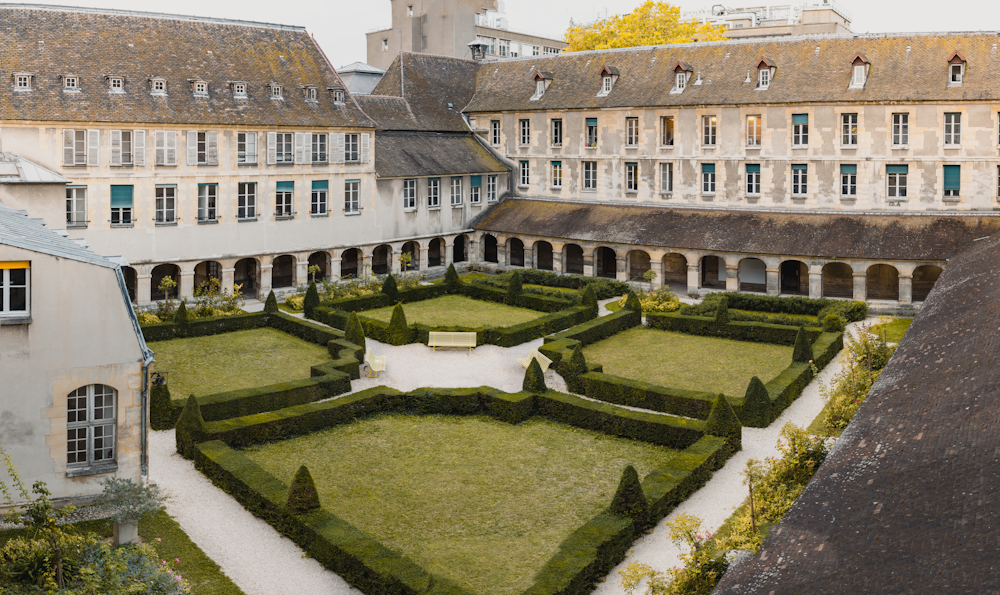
[368,52,478,132]
[0,202,115,268]
[464,32,1000,112]
[475,198,1000,261]
[353,95,420,131]
[0,5,374,128]
[713,232,1000,594]
[373,132,509,178]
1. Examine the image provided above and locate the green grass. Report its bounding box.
[361,295,544,328]
[871,317,913,343]
[241,414,676,595]
[583,327,794,396]
[432,272,494,284]
[148,328,330,397]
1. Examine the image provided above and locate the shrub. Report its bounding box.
[822,323,896,433]
[386,303,411,345]
[619,513,728,595]
[304,282,320,318]
[175,395,205,460]
[714,297,729,325]
[149,383,174,430]
[345,311,366,352]
[381,274,399,303]
[284,295,305,311]
[623,291,642,313]
[822,314,845,332]
[506,270,523,304]
[704,394,741,454]
[616,288,681,314]
[287,465,321,514]
[792,327,812,363]
[93,477,167,524]
[445,263,461,289]
[523,358,547,393]
[741,376,772,427]
[580,285,598,317]
[569,342,587,376]
[263,290,278,313]
[137,311,162,325]
[175,301,189,326]
[609,465,648,526]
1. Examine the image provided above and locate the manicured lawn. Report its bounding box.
[241,414,676,595]
[871,317,913,343]
[361,294,544,328]
[149,328,330,397]
[583,327,793,396]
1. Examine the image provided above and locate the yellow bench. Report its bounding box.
[364,349,386,378]
[517,349,553,373]
[428,331,477,351]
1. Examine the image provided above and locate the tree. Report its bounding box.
[345,311,367,353]
[399,252,413,272]
[308,264,321,283]
[93,477,167,545]
[564,1,726,52]
[157,275,177,304]
[382,274,399,303]
[387,303,411,345]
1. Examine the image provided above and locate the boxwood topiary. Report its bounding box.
[741,376,772,427]
[609,464,648,527]
[287,465,320,514]
[822,314,845,333]
[579,285,598,317]
[175,301,189,327]
[304,282,320,318]
[382,274,399,303]
[445,263,460,289]
[705,393,741,454]
[623,291,642,313]
[568,342,587,376]
[792,326,813,363]
[523,357,547,393]
[386,303,411,345]
[175,394,205,460]
[714,297,729,325]
[149,383,174,431]
[506,270,523,304]
[264,290,278,313]
[345,311,366,352]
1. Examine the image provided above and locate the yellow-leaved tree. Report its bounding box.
[564,1,727,52]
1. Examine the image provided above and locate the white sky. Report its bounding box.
[38,0,1000,67]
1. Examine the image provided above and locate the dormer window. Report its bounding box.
[848,53,869,89]
[108,77,124,93]
[150,78,167,95]
[596,65,618,97]
[670,62,692,94]
[530,71,552,101]
[231,82,247,98]
[755,58,774,90]
[303,86,318,102]
[193,81,208,96]
[536,80,545,96]
[63,76,79,91]
[950,64,964,84]
[603,77,612,93]
[330,88,346,103]
[13,73,32,91]
[675,73,685,89]
[268,83,283,99]
[948,51,966,86]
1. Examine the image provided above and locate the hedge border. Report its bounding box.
[187,385,734,595]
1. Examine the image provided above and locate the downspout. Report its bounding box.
[115,265,155,479]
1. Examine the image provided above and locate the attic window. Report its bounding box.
[848,53,869,89]
[63,75,79,91]
[303,86,318,102]
[192,81,208,97]
[948,51,966,86]
[231,82,247,98]
[268,83,283,99]
[603,76,612,93]
[13,73,32,91]
[530,72,552,101]
[596,66,618,97]
[330,88,345,103]
[675,72,685,90]
[150,78,167,95]
[755,58,774,90]
[108,77,124,93]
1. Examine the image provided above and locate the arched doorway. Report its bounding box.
[912,265,943,302]
[428,238,444,267]
[700,256,724,289]
[596,247,617,278]
[483,235,499,263]
[400,242,418,272]
[234,258,259,298]
[564,244,584,274]
[340,249,360,279]
[372,245,390,275]
[122,266,138,302]
[150,264,180,301]
[535,241,554,271]
[738,258,766,293]
[194,261,222,292]
[822,262,853,298]
[308,252,329,282]
[867,264,899,300]
[272,255,295,288]
[780,260,807,295]
[662,253,687,287]
[509,238,525,266]
[453,235,467,263]
[627,250,651,281]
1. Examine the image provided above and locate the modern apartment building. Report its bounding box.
[684,0,854,39]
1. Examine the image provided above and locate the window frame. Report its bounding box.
[758,68,770,89]
[311,185,328,215]
[64,76,78,91]
[660,116,674,147]
[950,63,964,85]
[602,76,612,93]
[345,133,360,162]
[275,132,294,164]
[66,186,87,227]
[450,177,463,206]
[841,167,857,198]
[0,265,30,318]
[344,180,361,214]
[519,119,530,146]
[275,185,294,218]
[625,162,638,192]
[402,179,417,210]
[66,384,116,469]
[109,77,124,93]
[746,166,760,196]
[887,169,908,199]
[702,166,716,195]
[427,178,440,208]
[238,182,257,220]
[944,112,961,147]
[551,161,562,188]
[792,115,809,147]
[110,185,133,226]
[841,113,858,146]
[792,165,808,196]
[746,115,761,147]
[198,184,218,222]
[491,120,501,146]
[586,119,598,148]
[675,72,686,91]
[892,113,909,147]
[702,116,717,146]
[311,133,328,163]
[583,161,597,190]
[551,118,563,147]
[851,64,866,87]
[626,117,640,147]
[660,162,673,194]
[487,175,498,202]
[238,132,257,164]
[943,164,961,199]
[15,74,31,90]
[154,185,176,224]
[519,161,530,186]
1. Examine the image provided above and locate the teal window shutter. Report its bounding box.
[312,180,329,191]
[276,181,294,191]
[943,165,960,190]
[792,113,808,125]
[886,165,908,174]
[792,164,807,170]
[840,164,857,175]
[746,164,760,173]
[110,185,133,207]
[471,176,482,187]
[702,163,715,174]
[586,118,597,126]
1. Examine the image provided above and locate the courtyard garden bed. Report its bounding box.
[360,295,545,328]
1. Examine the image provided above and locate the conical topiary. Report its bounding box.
[579,285,598,317]
[263,290,278,313]
[792,326,813,363]
[609,465,648,526]
[287,465,321,514]
[741,376,772,428]
[506,270,522,304]
[623,291,642,313]
[345,311,366,352]
[304,282,320,318]
[523,357,547,393]
[444,263,460,289]
[149,383,173,431]
[387,303,411,345]
[569,342,587,376]
[175,301,189,326]
[175,395,205,460]
[705,394,742,454]
[381,274,399,303]
[714,297,730,325]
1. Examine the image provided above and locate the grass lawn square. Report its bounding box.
[872,317,913,343]
[583,327,793,396]
[149,328,330,397]
[241,414,677,595]
[361,294,544,328]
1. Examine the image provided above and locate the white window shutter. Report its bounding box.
[247,132,257,163]
[267,132,277,165]
[134,130,146,166]
[87,129,100,166]
[335,133,345,164]
[207,131,219,165]
[294,132,306,164]
[187,131,197,165]
[155,131,164,165]
[63,129,74,165]
[360,133,370,163]
[110,130,122,166]
[166,131,177,165]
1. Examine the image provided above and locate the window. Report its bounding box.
[841,113,858,146]
[702,163,716,194]
[943,165,961,199]
[332,90,345,103]
[154,130,177,166]
[746,164,760,195]
[427,178,440,208]
[407,5,413,16]
[626,117,639,147]
[451,177,463,206]
[345,134,360,162]
[484,38,495,55]
[491,120,500,146]
[194,81,207,96]
[345,180,360,213]
[674,72,686,91]
[534,79,545,98]
[758,68,770,89]
[151,79,166,94]
[950,63,964,85]
[66,385,116,468]
[63,129,99,166]
[892,113,909,147]
[661,116,674,146]
[188,131,219,165]
[471,176,482,203]
[312,180,328,215]
[155,185,176,223]
[110,130,141,166]
[625,162,638,192]
[551,161,562,187]
[887,165,908,199]
[702,116,717,146]
[532,46,540,56]
[551,119,563,146]
[270,84,283,99]
[238,183,257,219]
[519,161,530,186]
[110,185,133,225]
[233,83,247,98]
[305,87,318,101]
[197,184,217,221]
[499,39,510,57]
[519,119,530,145]
[275,182,294,217]
[64,76,78,90]
[382,39,388,51]
[841,164,857,198]
[602,76,613,94]
[15,74,31,90]
[0,264,28,317]
[403,179,416,210]
[747,115,761,147]
[944,113,961,146]
[275,132,293,163]
[109,77,124,93]
[851,64,866,87]
[583,161,597,189]
[66,187,87,227]
[312,133,328,162]
[238,132,257,164]
[792,164,808,195]
[586,118,598,147]
[543,47,559,56]
[660,163,673,193]
[487,175,498,202]
[792,114,808,146]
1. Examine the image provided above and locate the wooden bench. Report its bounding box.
[517,349,553,373]
[428,331,477,352]
[364,349,386,378]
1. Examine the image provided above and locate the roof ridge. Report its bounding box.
[0,3,305,31]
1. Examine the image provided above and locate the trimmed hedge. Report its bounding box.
[546,309,642,347]
[505,269,632,299]
[581,372,720,421]
[645,311,821,345]
[700,291,868,322]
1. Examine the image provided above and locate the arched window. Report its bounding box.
[67,384,116,468]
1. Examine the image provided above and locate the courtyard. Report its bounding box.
[360,294,545,328]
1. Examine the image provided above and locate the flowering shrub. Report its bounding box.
[136,312,162,325]
[283,274,427,311]
[616,288,682,313]
[821,320,896,433]
[619,514,727,595]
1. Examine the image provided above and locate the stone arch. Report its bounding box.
[509,238,525,266]
[912,265,943,302]
[340,249,361,279]
[150,263,180,301]
[372,245,391,275]
[308,252,330,281]
[234,258,260,298]
[564,244,584,274]
[738,257,767,293]
[662,253,687,286]
[867,264,899,300]
[483,234,499,263]
[428,238,445,267]
[822,262,854,298]
[453,235,468,263]
[627,250,651,281]
[400,241,419,272]
[535,241,554,271]
[700,255,725,289]
[194,261,223,293]
[780,260,808,295]
[595,246,618,278]
[122,266,138,303]
[272,255,296,288]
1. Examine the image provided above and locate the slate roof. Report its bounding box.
[366,52,478,132]
[713,231,1000,594]
[475,199,1000,261]
[0,5,373,128]
[0,202,115,268]
[464,32,1000,112]
[373,132,508,178]
[0,153,69,184]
